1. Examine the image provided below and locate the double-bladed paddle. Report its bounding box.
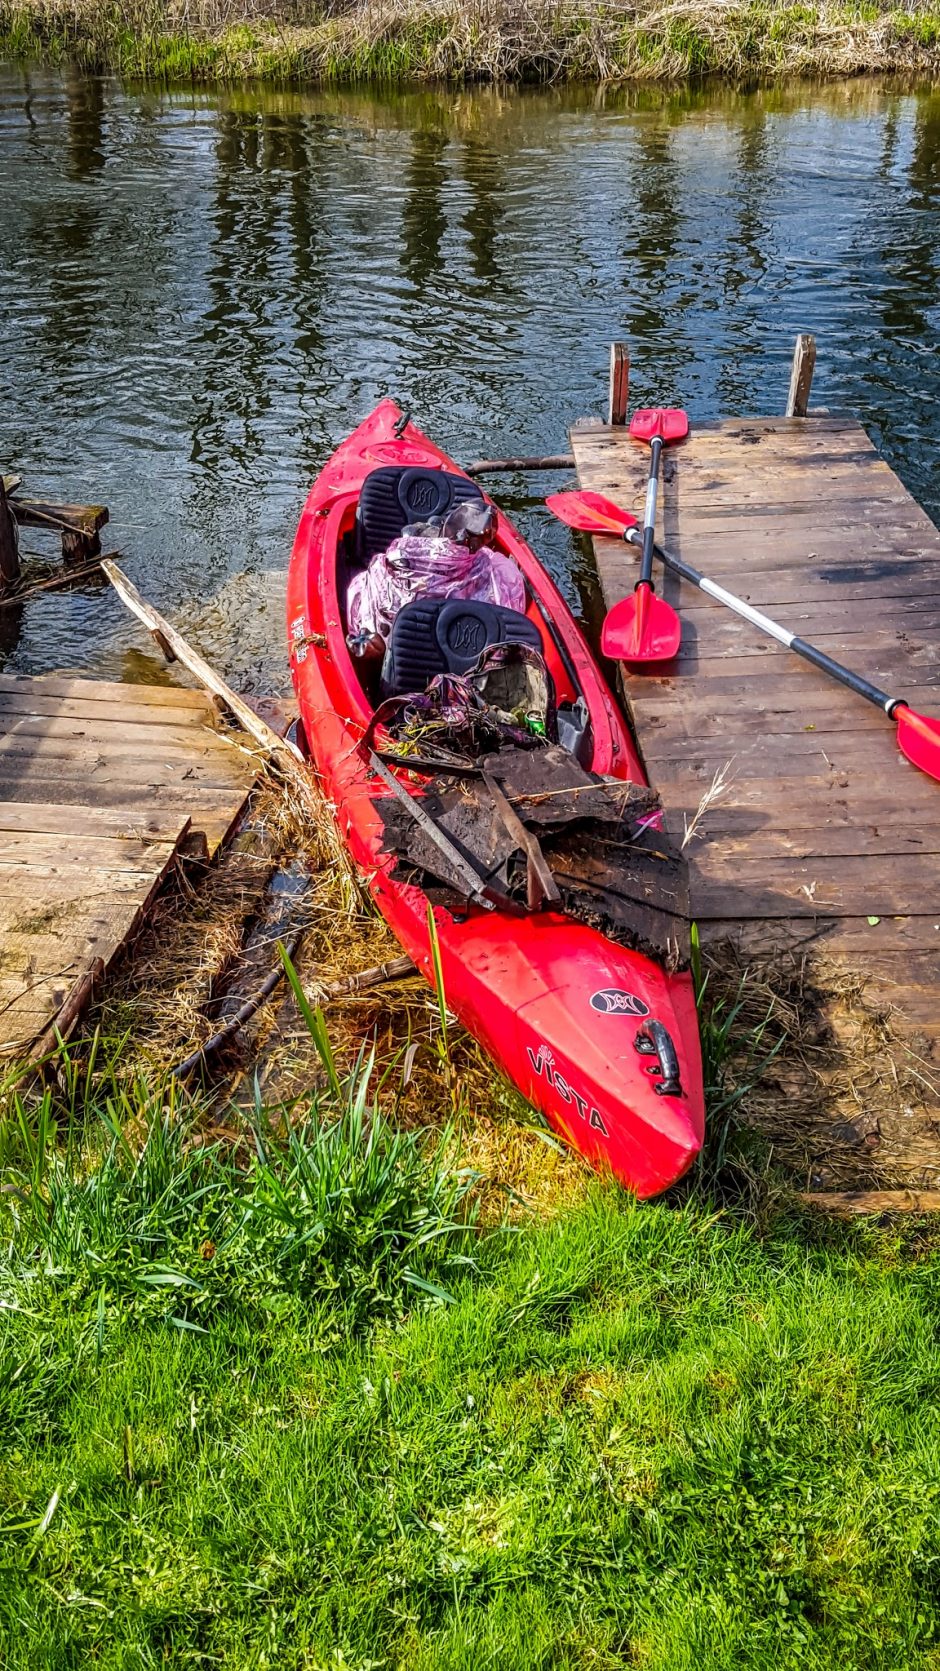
[546,489,940,784]
[608,409,687,664]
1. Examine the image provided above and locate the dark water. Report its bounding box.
[1,67,939,690]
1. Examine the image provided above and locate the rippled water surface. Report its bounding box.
[1,69,938,688]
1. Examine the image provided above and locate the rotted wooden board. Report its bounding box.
[0,675,257,1055]
[571,414,940,1181]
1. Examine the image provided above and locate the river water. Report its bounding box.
[0,68,938,690]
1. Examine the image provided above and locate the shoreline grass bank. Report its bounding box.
[4,1028,940,1667]
[3,772,939,1663]
[2,0,940,84]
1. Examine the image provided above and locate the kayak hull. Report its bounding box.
[287,401,704,1198]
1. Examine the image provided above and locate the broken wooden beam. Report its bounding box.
[9,497,109,563]
[101,559,304,767]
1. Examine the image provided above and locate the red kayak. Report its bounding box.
[286,400,704,1197]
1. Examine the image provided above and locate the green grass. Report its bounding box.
[3,1001,940,1667]
[5,1179,940,1666]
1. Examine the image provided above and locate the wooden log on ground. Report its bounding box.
[101,560,304,767]
[29,956,104,1061]
[786,333,817,417]
[0,479,21,593]
[800,1189,940,1216]
[608,341,630,426]
[464,454,575,476]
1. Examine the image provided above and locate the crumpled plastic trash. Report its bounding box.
[347,528,527,644]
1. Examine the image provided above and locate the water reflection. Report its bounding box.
[0,71,938,687]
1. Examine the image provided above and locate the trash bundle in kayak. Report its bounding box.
[286,401,705,1199]
[369,675,690,971]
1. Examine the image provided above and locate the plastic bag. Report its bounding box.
[347,531,526,643]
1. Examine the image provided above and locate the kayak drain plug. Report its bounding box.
[634,1021,684,1098]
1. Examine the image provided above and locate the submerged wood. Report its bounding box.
[102,560,304,767]
[0,479,20,592]
[0,553,114,610]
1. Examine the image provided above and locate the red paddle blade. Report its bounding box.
[545,491,638,536]
[629,408,690,444]
[895,705,940,782]
[601,583,681,664]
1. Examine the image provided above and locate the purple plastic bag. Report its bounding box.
[347,531,527,643]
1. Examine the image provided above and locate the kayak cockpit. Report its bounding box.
[336,463,586,748]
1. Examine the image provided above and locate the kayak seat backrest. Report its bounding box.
[357,466,487,565]
[381,597,542,698]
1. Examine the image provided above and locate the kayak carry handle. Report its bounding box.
[634,1020,684,1098]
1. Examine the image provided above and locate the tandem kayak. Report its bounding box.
[286,400,704,1198]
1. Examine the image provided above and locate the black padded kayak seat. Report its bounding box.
[356,466,487,565]
[381,596,543,698]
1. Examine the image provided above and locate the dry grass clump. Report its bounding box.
[699,936,940,1193]
[92,762,587,1219]
[3,0,939,83]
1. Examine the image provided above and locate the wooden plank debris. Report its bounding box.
[0,674,257,1056]
[102,561,303,767]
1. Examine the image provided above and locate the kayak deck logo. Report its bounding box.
[590,988,651,1017]
[526,1044,609,1138]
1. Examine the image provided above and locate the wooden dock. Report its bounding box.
[0,673,257,1057]
[571,383,940,1183]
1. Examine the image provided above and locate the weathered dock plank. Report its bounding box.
[0,676,256,1056]
[571,411,940,1183]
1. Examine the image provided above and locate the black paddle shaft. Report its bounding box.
[625,529,902,716]
[637,435,664,592]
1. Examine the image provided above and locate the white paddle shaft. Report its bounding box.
[623,526,897,715]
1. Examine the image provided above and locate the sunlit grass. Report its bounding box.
[4,1170,940,1665]
[3,990,940,1665]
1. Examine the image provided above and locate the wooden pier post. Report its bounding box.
[0,478,21,594]
[608,342,630,426]
[786,333,817,417]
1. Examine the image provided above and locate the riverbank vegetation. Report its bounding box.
[3,766,940,1664]
[4,1017,940,1666]
[2,0,940,83]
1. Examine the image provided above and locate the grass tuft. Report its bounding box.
[1,1023,479,1345]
